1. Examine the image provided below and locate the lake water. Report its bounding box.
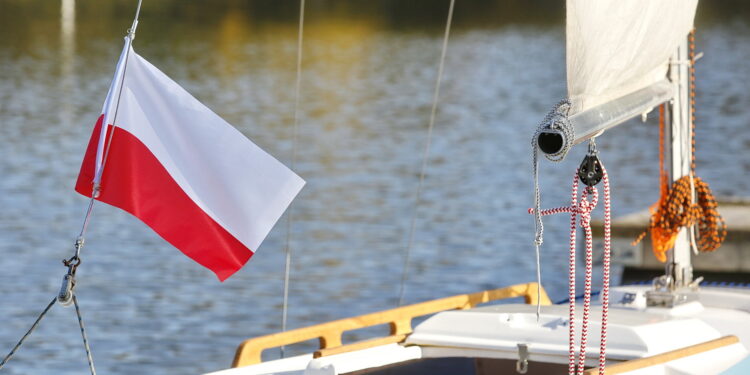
[0,1,748,374]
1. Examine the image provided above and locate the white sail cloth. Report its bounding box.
[566,0,698,114]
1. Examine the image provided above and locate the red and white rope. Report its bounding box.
[599,168,611,374]
[568,177,578,375]
[528,167,610,375]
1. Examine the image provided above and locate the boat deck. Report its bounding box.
[206,285,750,375]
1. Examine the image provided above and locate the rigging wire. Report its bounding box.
[281,0,305,358]
[397,0,456,307]
[0,298,57,370]
[74,295,97,375]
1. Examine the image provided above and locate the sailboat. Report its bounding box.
[203,1,750,374]
[1,1,747,374]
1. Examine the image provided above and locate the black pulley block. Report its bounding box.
[578,153,603,187]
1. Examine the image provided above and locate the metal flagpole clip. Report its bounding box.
[578,138,603,187]
[92,183,102,199]
[127,20,139,40]
[58,238,84,307]
[126,0,143,40]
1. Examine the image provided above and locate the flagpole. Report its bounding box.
[75,0,144,261]
[128,0,143,40]
[47,3,146,374]
[92,1,142,194]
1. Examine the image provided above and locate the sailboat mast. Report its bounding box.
[666,36,695,289]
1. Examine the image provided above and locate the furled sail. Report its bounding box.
[566,0,698,114]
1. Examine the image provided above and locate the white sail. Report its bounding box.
[566,0,698,114]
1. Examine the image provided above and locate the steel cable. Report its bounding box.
[398,0,456,307]
[0,298,57,370]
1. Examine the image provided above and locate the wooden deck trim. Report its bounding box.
[583,335,740,375]
[313,334,408,358]
[232,282,551,367]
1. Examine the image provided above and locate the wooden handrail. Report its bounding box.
[232,282,551,367]
[583,335,740,375]
[313,335,408,359]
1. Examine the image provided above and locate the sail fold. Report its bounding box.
[566,0,698,114]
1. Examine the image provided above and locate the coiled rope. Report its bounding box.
[634,175,726,262]
[633,29,726,261]
[532,99,575,246]
[530,99,574,319]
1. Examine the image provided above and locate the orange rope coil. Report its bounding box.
[633,29,726,262]
[635,175,727,262]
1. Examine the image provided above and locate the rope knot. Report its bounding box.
[528,185,599,230]
[576,187,598,228]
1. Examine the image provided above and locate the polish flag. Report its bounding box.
[75,40,305,281]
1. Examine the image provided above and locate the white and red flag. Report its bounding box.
[76,40,305,281]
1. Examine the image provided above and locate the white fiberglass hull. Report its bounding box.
[207,285,750,375]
